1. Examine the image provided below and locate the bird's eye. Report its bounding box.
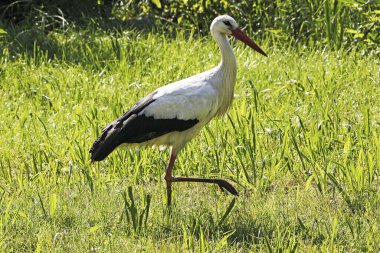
[223,21,232,27]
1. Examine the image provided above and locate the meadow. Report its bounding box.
[1,19,380,252]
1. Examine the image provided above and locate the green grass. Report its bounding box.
[0,28,379,252]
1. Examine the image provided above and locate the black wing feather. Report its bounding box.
[89,92,199,161]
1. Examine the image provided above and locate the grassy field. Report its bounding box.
[1,27,380,252]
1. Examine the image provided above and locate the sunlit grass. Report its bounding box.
[0,28,379,252]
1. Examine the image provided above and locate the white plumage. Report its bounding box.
[90,15,267,206]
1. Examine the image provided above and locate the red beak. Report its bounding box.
[231,28,267,57]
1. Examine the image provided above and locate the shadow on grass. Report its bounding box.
[0,0,167,66]
[0,15,159,63]
[153,192,328,250]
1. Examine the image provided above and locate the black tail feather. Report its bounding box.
[89,92,158,161]
[89,131,120,161]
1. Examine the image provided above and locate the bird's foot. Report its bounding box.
[166,176,239,201]
[215,179,239,196]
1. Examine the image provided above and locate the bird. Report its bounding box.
[90,15,267,206]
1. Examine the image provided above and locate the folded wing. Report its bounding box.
[89,91,200,161]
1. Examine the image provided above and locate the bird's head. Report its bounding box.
[211,15,267,57]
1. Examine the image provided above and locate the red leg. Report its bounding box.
[164,147,176,206]
[164,147,238,206]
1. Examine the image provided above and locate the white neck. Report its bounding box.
[211,31,237,115]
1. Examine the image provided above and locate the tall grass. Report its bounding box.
[1,0,379,56]
[0,25,379,251]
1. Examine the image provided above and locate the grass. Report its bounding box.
[0,27,379,252]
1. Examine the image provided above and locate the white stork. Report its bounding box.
[90,15,267,206]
